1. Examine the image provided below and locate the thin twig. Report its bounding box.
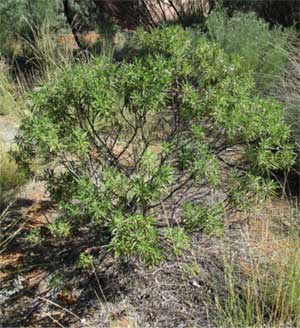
[91,262,107,303]
[37,296,81,321]
[46,313,66,328]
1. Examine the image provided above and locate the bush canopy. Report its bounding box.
[16,25,295,265]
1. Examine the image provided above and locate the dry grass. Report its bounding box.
[0,147,27,207]
[0,60,23,117]
[216,198,300,327]
[270,38,300,143]
[0,57,29,135]
[22,23,76,83]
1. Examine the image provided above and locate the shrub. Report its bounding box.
[206,11,292,92]
[16,25,294,265]
[222,0,300,27]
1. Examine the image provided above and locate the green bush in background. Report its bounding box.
[0,0,64,58]
[206,11,293,92]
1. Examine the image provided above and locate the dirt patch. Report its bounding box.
[0,199,228,327]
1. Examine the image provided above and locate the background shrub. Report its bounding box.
[0,0,64,58]
[221,0,300,27]
[16,25,294,265]
[206,11,292,92]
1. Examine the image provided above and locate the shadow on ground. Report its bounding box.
[0,193,230,327]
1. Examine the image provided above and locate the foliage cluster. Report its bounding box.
[182,202,224,236]
[17,25,294,265]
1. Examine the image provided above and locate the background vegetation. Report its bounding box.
[206,10,292,92]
